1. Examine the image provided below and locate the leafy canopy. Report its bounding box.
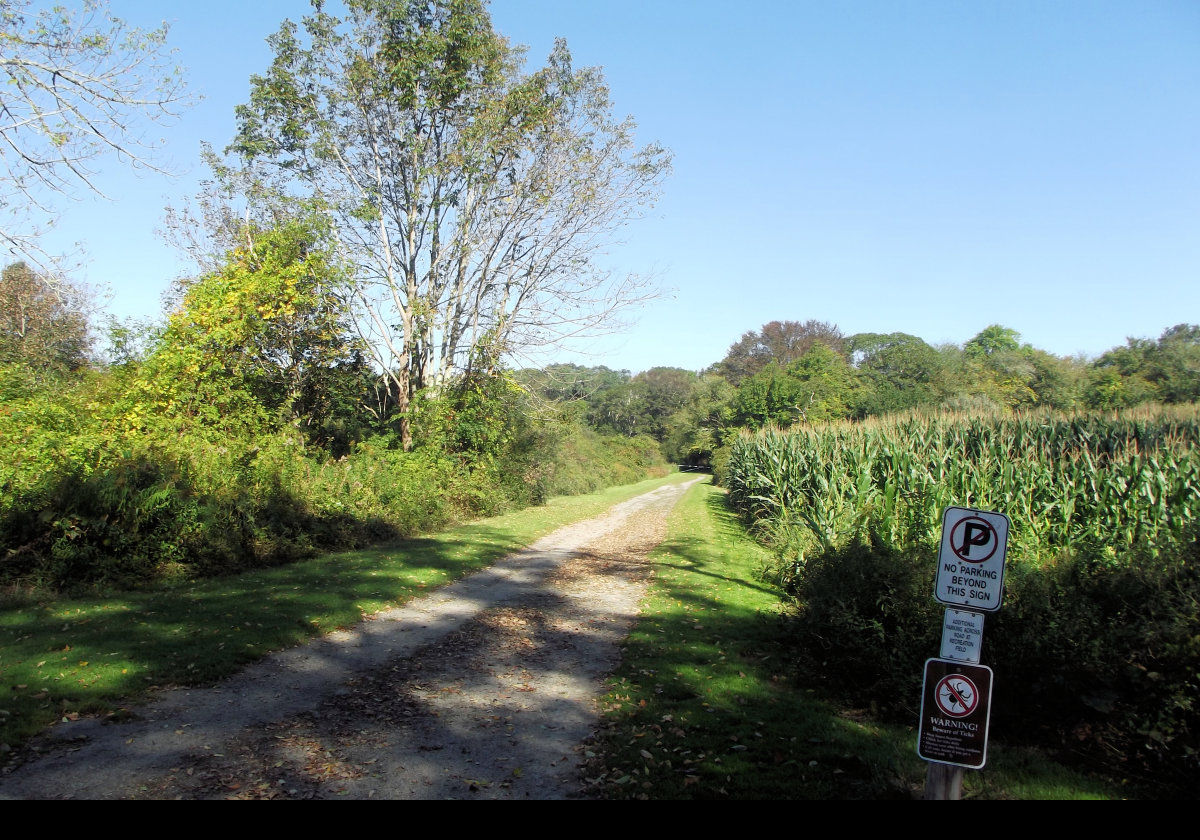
[220,0,670,447]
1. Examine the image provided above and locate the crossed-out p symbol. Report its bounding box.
[951,516,997,564]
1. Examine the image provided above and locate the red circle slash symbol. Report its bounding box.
[935,674,979,718]
[950,516,997,564]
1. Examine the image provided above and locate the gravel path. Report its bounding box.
[0,477,702,799]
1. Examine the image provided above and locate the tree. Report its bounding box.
[223,0,670,448]
[1084,324,1200,408]
[516,362,630,405]
[730,345,859,429]
[0,0,188,264]
[662,373,733,467]
[848,331,943,416]
[730,362,802,429]
[629,367,697,441]
[586,377,642,437]
[0,260,92,369]
[956,325,1039,409]
[1150,324,1200,404]
[121,218,363,443]
[963,324,1021,358]
[783,344,859,424]
[1023,348,1085,411]
[714,319,845,384]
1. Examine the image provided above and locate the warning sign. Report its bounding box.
[934,507,1009,612]
[917,659,994,769]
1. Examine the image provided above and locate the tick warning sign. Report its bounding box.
[934,507,1010,612]
[918,659,994,769]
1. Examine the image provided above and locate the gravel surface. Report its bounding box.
[0,477,702,799]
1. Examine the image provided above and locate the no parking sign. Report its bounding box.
[934,507,1009,612]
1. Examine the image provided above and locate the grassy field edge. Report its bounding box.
[582,479,1122,799]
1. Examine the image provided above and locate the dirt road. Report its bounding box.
[0,477,702,799]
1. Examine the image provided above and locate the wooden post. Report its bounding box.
[923,762,964,800]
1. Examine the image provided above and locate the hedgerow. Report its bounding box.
[724,407,1200,790]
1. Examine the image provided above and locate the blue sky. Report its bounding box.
[30,0,1200,374]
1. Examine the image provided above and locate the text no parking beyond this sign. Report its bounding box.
[934,507,1010,612]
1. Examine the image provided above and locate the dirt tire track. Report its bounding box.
[0,477,702,799]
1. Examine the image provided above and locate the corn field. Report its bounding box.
[724,405,1200,564]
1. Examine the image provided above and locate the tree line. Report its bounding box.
[0,0,672,591]
[2,1,1197,591]
[518,319,1200,469]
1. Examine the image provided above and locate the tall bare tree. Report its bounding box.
[0,0,188,265]
[224,0,670,448]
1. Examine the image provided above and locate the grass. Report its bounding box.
[583,479,1123,799]
[0,471,694,751]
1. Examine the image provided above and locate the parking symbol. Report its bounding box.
[950,516,999,564]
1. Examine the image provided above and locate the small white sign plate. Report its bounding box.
[940,608,984,663]
[934,507,1010,612]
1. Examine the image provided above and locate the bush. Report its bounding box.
[782,530,1200,791]
[780,536,939,707]
[2,337,671,592]
[1,394,671,592]
[989,541,1199,784]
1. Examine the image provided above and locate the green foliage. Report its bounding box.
[414,369,526,462]
[2,345,670,591]
[662,374,734,467]
[849,331,945,417]
[724,406,1200,788]
[990,541,1200,784]
[783,532,1200,792]
[714,319,846,385]
[516,363,630,404]
[1085,324,1200,408]
[964,324,1022,358]
[627,367,698,441]
[534,428,668,500]
[0,262,92,371]
[729,362,804,429]
[1156,324,1200,403]
[102,315,160,368]
[572,367,697,442]
[0,363,109,524]
[730,346,859,430]
[783,344,860,423]
[118,217,361,444]
[780,537,940,703]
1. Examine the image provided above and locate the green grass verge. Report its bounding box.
[0,472,694,750]
[583,480,1122,799]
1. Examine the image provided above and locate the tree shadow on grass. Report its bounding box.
[0,521,532,750]
[645,494,780,600]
